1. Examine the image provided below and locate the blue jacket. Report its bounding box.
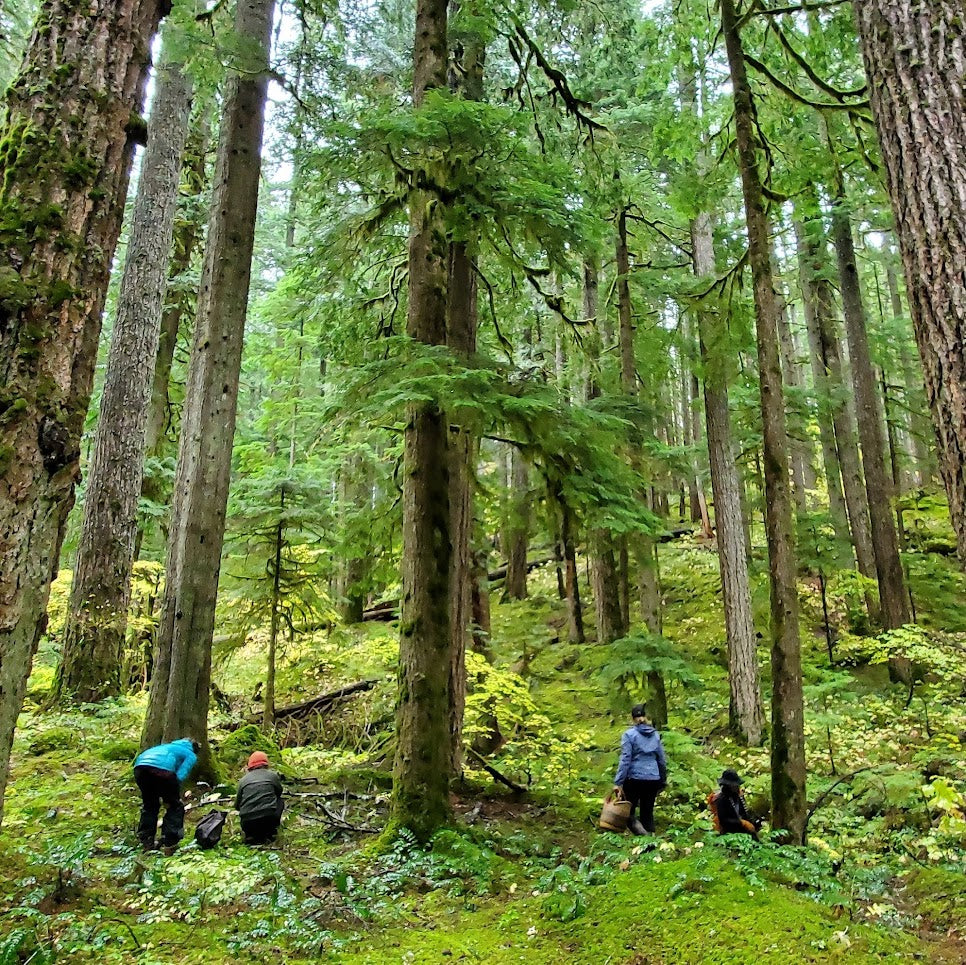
[614,723,667,785]
[134,739,197,783]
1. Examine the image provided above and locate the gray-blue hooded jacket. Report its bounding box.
[614,723,667,784]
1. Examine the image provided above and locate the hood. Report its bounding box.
[634,723,660,750]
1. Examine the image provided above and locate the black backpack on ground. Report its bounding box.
[195,809,228,850]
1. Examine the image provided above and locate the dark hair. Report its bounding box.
[631,703,647,719]
[191,740,201,754]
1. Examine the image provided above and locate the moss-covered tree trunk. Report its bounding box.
[54,55,193,705]
[721,0,806,840]
[692,210,764,746]
[143,0,275,775]
[0,0,163,825]
[853,0,966,564]
[391,0,454,840]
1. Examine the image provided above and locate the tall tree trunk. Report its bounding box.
[503,446,530,600]
[797,210,879,598]
[0,0,163,825]
[794,218,851,555]
[827,164,910,628]
[553,483,585,644]
[721,0,806,840]
[853,0,966,562]
[776,284,811,512]
[54,56,193,705]
[143,0,275,775]
[442,5,484,781]
[263,492,284,732]
[617,208,665,720]
[585,256,624,644]
[692,210,764,746]
[136,111,211,562]
[391,0,454,840]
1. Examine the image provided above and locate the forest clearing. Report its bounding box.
[1,0,965,961]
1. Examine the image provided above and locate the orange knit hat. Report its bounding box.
[247,751,270,770]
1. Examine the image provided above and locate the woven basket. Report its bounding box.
[598,790,632,831]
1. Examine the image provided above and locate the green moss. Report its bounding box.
[98,739,140,763]
[902,866,966,933]
[27,726,79,756]
[215,725,290,777]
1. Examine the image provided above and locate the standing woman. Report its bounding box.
[613,703,667,835]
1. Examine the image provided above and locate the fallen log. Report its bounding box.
[249,679,380,724]
[486,555,554,584]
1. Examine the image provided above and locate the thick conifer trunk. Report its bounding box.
[54,57,193,704]
[0,0,163,824]
[721,0,806,840]
[391,0,454,839]
[692,211,764,746]
[853,0,966,562]
[143,0,275,773]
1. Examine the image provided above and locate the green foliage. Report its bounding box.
[598,631,701,708]
[836,624,966,680]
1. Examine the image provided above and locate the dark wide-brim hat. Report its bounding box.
[718,769,743,787]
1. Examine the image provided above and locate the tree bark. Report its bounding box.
[137,106,211,560]
[691,210,764,746]
[853,0,966,561]
[391,0,454,840]
[617,207,665,721]
[143,0,275,775]
[0,0,163,824]
[794,218,851,552]
[503,446,530,600]
[827,166,910,628]
[54,55,193,705]
[721,0,806,840]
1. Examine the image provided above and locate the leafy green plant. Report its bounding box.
[598,631,701,708]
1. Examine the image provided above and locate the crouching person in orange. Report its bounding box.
[708,769,761,839]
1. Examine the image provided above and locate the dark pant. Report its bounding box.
[241,811,282,844]
[623,778,663,832]
[135,766,184,846]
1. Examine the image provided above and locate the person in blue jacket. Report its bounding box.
[613,704,667,835]
[133,738,199,853]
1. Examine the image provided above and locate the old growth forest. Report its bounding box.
[1,0,965,961]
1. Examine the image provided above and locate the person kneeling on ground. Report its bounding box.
[708,769,761,839]
[236,751,284,844]
[133,738,199,855]
[613,703,668,835]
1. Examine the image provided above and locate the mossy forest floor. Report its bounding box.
[3,535,965,963]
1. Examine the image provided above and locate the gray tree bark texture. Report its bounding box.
[0,0,163,825]
[691,211,764,747]
[721,0,806,841]
[796,210,879,602]
[828,181,910,628]
[794,218,851,555]
[54,58,193,705]
[391,0,455,840]
[853,0,966,563]
[143,0,275,776]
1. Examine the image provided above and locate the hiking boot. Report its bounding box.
[628,818,646,836]
[139,838,157,852]
[161,845,177,857]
